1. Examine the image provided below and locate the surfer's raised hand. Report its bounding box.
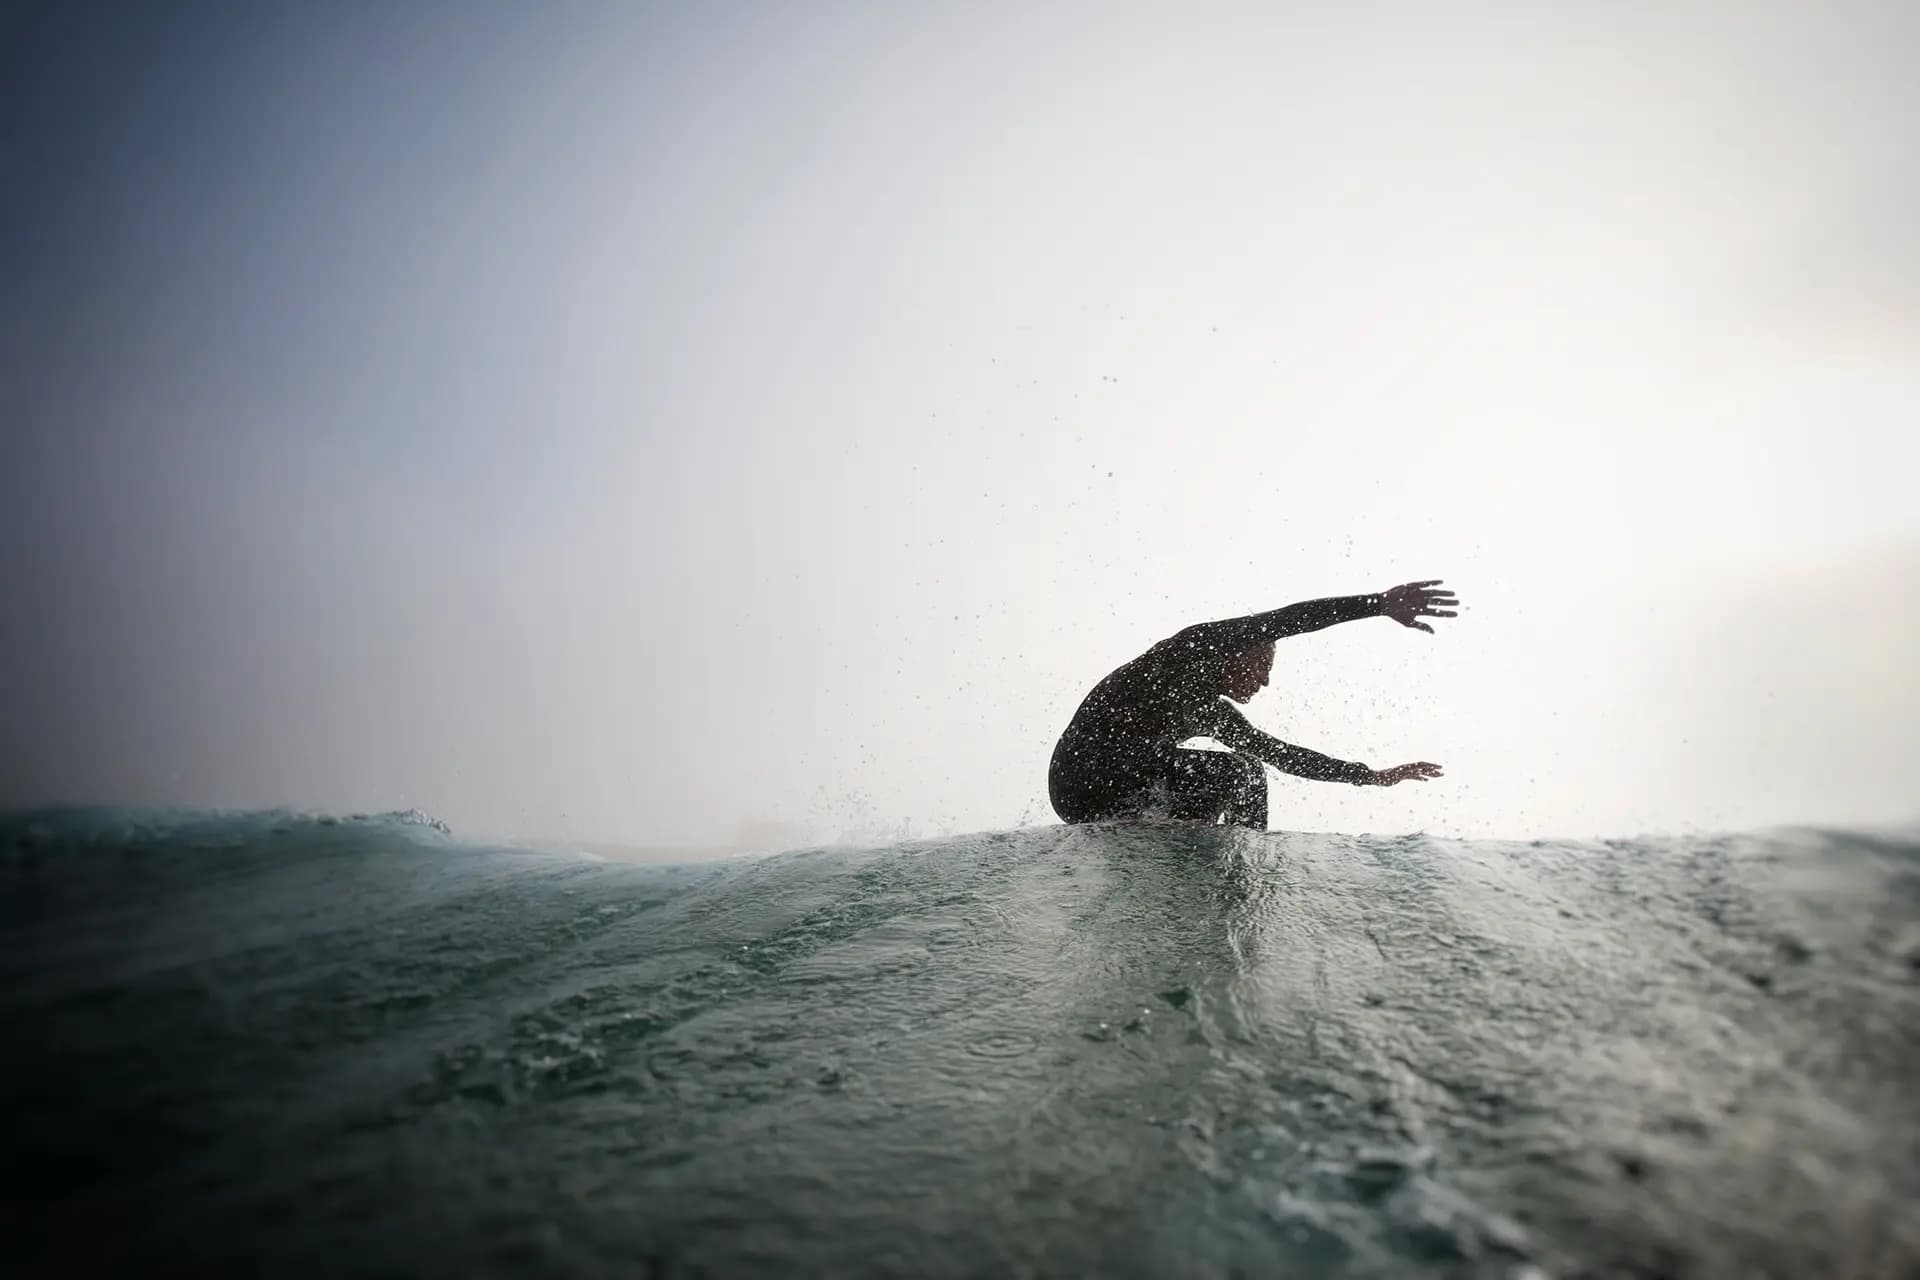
[1379,581,1458,634]
[1370,762,1443,786]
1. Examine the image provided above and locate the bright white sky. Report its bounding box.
[3,1,1916,845]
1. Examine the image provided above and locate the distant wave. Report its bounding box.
[2,804,454,858]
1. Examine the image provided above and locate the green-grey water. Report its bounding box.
[4,809,1916,1276]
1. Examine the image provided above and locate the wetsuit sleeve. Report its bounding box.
[1198,699,1376,786]
[1178,593,1383,655]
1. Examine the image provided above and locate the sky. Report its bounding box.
[2,0,1916,848]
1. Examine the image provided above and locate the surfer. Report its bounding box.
[1048,581,1457,828]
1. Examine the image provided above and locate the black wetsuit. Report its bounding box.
[1048,593,1385,828]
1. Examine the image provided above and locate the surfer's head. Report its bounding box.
[1221,642,1274,703]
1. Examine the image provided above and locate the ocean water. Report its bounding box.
[3,808,1916,1278]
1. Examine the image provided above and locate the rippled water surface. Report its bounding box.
[4,809,1916,1277]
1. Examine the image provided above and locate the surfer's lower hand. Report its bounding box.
[1379,581,1458,634]
[1370,762,1443,786]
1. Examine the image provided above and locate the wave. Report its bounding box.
[3,809,1915,1276]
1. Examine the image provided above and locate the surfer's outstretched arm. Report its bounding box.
[1179,594,1382,654]
[1198,701,1444,787]
[1198,700,1375,785]
[1178,581,1459,653]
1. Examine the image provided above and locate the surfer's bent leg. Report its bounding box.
[1165,750,1267,829]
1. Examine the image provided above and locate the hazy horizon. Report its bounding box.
[4,1,1916,848]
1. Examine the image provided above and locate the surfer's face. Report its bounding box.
[1222,643,1274,703]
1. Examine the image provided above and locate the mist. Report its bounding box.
[3,1,1916,848]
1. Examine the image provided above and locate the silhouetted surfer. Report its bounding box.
[1049,581,1458,828]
